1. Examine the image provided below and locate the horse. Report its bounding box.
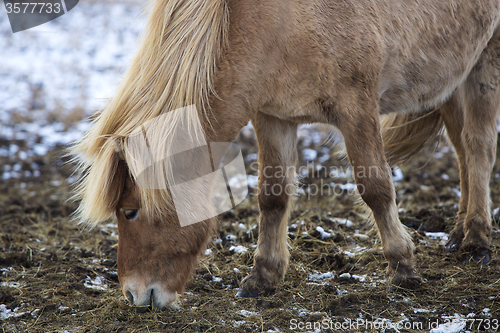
[72,0,500,310]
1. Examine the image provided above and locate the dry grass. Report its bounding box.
[1,138,500,332]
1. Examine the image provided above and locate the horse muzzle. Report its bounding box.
[121,278,178,312]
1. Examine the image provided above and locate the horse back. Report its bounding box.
[219,0,500,119]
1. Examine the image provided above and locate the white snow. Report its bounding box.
[326,217,354,228]
[351,274,367,282]
[232,320,247,327]
[245,153,258,162]
[227,174,249,189]
[229,245,248,254]
[452,188,461,197]
[318,153,330,163]
[301,148,318,161]
[0,282,23,289]
[238,310,258,317]
[84,275,108,291]
[315,226,332,239]
[308,272,334,281]
[424,232,449,243]
[343,245,367,257]
[1,1,144,119]
[0,304,26,320]
[246,175,259,188]
[392,167,404,182]
[429,314,468,333]
[0,0,145,159]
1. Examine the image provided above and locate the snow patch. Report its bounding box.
[430,314,467,333]
[84,276,108,291]
[0,304,26,320]
[308,272,334,281]
[315,226,332,239]
[229,245,248,254]
[392,167,404,182]
[301,148,318,161]
[326,217,354,228]
[238,310,258,317]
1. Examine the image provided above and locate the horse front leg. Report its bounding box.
[239,113,298,297]
[337,101,420,289]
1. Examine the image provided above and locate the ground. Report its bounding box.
[2,1,500,331]
[1,128,500,333]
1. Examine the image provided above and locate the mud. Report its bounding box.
[1,131,500,332]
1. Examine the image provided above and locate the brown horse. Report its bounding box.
[72,0,500,310]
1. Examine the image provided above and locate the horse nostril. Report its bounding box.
[125,290,134,304]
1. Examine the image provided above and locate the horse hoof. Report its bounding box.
[445,226,464,252]
[389,270,422,290]
[389,273,422,290]
[239,270,277,298]
[461,248,490,265]
[236,288,260,298]
[445,238,461,252]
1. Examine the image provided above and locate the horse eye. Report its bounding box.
[122,209,139,220]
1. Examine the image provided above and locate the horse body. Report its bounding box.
[377,0,500,114]
[73,0,500,310]
[218,0,500,120]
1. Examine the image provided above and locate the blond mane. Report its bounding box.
[72,0,229,226]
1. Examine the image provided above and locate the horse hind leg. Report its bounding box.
[439,91,470,252]
[457,38,500,264]
[336,97,420,289]
[238,113,298,297]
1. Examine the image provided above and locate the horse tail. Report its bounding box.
[381,110,445,166]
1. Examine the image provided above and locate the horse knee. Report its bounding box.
[357,175,394,218]
[258,187,289,212]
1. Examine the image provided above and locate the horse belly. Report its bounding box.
[378,61,470,115]
[377,0,500,114]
